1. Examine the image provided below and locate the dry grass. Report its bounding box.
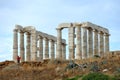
[0,54,120,80]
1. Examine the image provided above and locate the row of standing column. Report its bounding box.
[13,29,66,62]
[38,36,66,60]
[36,36,66,60]
[13,29,32,62]
[56,26,110,60]
[74,26,110,59]
[56,29,67,60]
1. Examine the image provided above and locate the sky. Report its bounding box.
[0,0,120,61]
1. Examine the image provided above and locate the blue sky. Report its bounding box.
[0,0,120,61]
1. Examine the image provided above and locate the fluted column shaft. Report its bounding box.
[31,29,37,61]
[99,32,104,57]
[56,28,62,59]
[93,30,98,56]
[76,26,82,59]
[20,31,25,62]
[39,36,43,60]
[50,40,55,59]
[105,33,110,56]
[68,27,75,60]
[82,27,87,59]
[62,43,66,60]
[44,37,49,59]
[13,29,18,63]
[26,32,31,61]
[88,28,93,58]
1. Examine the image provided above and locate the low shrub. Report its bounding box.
[82,72,115,80]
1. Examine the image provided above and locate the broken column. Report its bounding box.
[26,32,31,61]
[13,29,18,63]
[20,31,25,62]
[76,26,82,59]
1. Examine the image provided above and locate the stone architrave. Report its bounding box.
[105,33,110,56]
[31,29,37,61]
[39,36,43,60]
[13,29,18,63]
[76,26,82,59]
[82,27,87,59]
[56,28,62,59]
[44,37,49,59]
[26,32,31,61]
[68,26,75,60]
[20,31,25,62]
[50,40,55,59]
[88,28,93,58]
[93,29,98,56]
[99,31,104,57]
[62,43,66,60]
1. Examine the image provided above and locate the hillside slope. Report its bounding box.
[0,55,120,80]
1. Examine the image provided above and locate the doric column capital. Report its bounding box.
[62,43,67,46]
[98,31,104,35]
[38,36,43,39]
[26,32,31,35]
[44,37,48,41]
[49,39,53,42]
[87,27,93,30]
[19,30,24,34]
[104,33,110,36]
[13,29,18,32]
[50,40,55,43]
[93,29,98,32]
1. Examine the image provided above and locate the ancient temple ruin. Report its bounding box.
[56,22,110,60]
[13,25,66,62]
[13,22,110,62]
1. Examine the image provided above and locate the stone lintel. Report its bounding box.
[81,22,109,34]
[57,22,109,34]
[36,31,66,44]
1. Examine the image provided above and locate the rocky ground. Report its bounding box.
[0,55,120,80]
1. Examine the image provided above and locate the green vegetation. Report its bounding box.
[82,72,117,80]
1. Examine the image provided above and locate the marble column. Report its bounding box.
[26,32,31,61]
[76,26,82,59]
[50,40,55,59]
[88,28,93,58]
[13,29,18,62]
[105,33,110,56]
[62,43,66,60]
[56,28,62,59]
[20,31,25,62]
[93,29,98,56]
[68,27,75,60]
[31,29,37,61]
[44,37,49,59]
[99,31,104,57]
[82,27,87,59]
[39,36,43,60]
